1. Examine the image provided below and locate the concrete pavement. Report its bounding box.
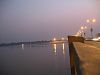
[73,41,100,75]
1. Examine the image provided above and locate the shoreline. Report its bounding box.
[0,41,50,47]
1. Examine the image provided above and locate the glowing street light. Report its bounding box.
[81,26,84,30]
[86,19,90,23]
[84,26,87,29]
[61,37,64,40]
[86,18,96,39]
[80,26,87,38]
[53,38,56,41]
[92,19,96,23]
[75,30,82,37]
[81,26,87,30]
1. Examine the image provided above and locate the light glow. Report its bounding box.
[86,19,90,23]
[62,43,64,50]
[53,44,56,55]
[84,26,87,29]
[53,38,56,41]
[61,38,64,40]
[81,26,84,30]
[92,37,100,41]
[86,19,96,23]
[22,44,24,50]
[92,19,96,23]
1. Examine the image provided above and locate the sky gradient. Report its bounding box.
[0,0,100,43]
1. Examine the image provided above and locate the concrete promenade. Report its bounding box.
[73,41,100,75]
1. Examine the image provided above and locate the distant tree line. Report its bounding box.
[0,40,50,47]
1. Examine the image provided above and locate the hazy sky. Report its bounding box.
[0,0,100,43]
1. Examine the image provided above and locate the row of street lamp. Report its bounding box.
[81,26,87,38]
[52,18,96,40]
[75,26,87,37]
[86,18,96,38]
[53,37,65,41]
[75,18,96,39]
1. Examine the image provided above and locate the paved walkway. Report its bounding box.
[85,41,100,48]
[73,41,100,75]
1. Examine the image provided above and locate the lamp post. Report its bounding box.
[86,19,96,39]
[53,38,56,41]
[75,30,82,37]
[81,26,87,38]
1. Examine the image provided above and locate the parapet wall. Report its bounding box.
[68,36,84,44]
[68,36,100,75]
[68,36,84,75]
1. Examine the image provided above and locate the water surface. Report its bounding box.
[0,43,70,75]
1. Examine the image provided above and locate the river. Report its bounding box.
[0,43,71,75]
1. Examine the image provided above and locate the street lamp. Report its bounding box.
[81,26,87,38]
[86,18,96,39]
[75,30,82,37]
[61,37,64,41]
[53,38,56,41]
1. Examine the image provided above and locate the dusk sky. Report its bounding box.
[0,0,100,43]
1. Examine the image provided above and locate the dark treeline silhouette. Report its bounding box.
[0,40,50,47]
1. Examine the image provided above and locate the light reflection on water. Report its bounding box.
[0,43,71,75]
[53,44,57,55]
[52,43,65,56]
[21,44,24,50]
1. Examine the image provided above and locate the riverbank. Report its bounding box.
[0,41,50,47]
[68,36,100,75]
